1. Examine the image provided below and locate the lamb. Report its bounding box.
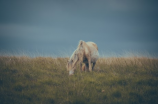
[66,40,99,75]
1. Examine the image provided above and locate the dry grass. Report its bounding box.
[0,56,158,104]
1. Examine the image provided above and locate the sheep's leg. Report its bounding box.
[88,57,92,72]
[80,62,82,71]
[85,63,89,71]
[92,62,96,71]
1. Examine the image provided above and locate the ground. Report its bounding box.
[0,56,158,104]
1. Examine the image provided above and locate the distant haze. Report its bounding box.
[0,0,158,57]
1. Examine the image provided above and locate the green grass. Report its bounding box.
[0,56,158,104]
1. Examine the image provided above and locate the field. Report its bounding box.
[0,56,158,104]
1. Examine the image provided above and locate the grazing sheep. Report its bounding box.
[66,40,99,75]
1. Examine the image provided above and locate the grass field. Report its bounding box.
[0,56,158,104]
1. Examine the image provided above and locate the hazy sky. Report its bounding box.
[0,0,158,57]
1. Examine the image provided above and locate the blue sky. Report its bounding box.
[0,0,158,57]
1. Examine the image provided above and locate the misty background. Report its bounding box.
[0,0,158,57]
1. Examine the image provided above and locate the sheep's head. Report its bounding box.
[66,53,79,75]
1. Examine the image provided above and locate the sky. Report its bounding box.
[0,0,158,57]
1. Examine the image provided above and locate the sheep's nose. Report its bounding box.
[69,70,74,75]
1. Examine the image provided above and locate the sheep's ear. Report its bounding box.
[77,40,84,51]
[78,40,84,49]
[79,40,83,46]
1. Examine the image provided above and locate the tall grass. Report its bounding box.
[0,56,158,104]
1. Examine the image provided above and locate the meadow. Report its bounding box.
[0,55,158,104]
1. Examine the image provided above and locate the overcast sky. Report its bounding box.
[0,0,158,57]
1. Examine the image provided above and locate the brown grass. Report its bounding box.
[0,56,158,104]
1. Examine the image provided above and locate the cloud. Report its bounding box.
[0,0,158,56]
[104,0,158,12]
